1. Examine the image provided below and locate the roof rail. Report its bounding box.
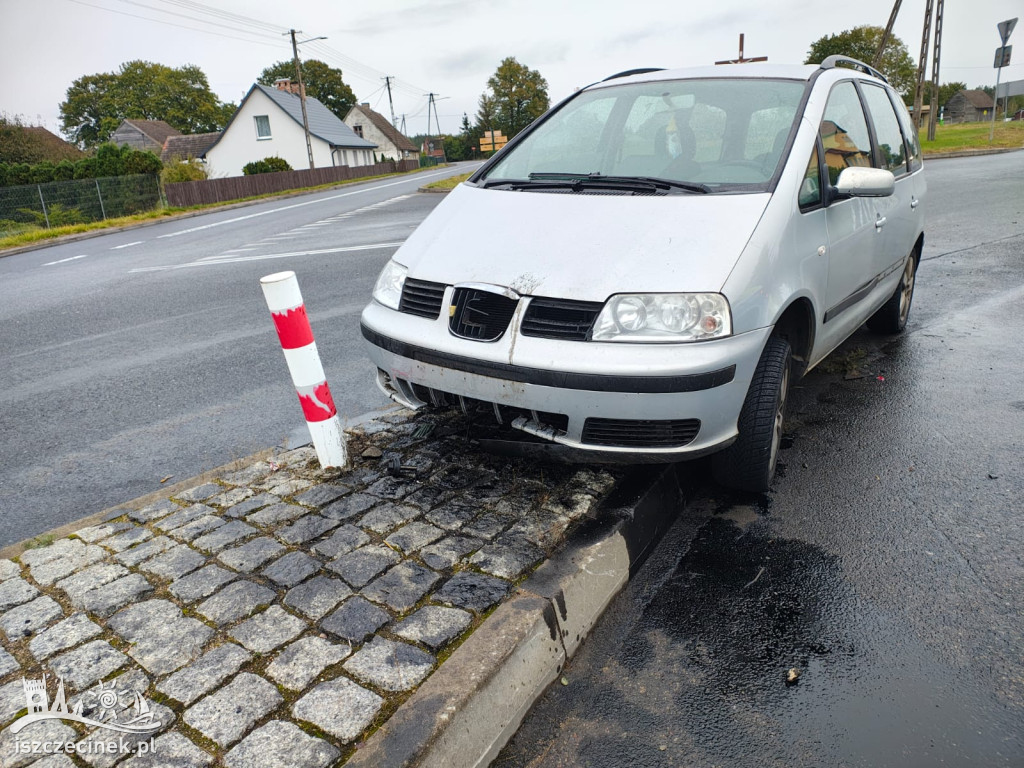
[603,68,665,81]
[819,55,888,83]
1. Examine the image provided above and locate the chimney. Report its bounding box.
[273,78,305,97]
[361,103,370,108]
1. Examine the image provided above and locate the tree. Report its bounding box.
[477,58,550,139]
[805,26,917,100]
[258,60,356,121]
[60,61,235,148]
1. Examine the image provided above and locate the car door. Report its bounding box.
[817,79,879,354]
[859,81,917,284]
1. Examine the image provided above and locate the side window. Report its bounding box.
[254,115,272,139]
[819,81,872,185]
[889,91,922,171]
[799,144,823,210]
[861,84,907,174]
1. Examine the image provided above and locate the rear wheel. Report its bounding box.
[712,336,792,493]
[867,250,918,334]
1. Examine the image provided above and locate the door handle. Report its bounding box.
[910,197,919,209]
[875,215,887,230]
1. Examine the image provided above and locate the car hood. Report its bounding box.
[393,183,771,301]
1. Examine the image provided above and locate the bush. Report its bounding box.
[243,156,292,175]
[8,163,32,185]
[161,158,208,184]
[73,157,98,180]
[30,161,56,184]
[17,203,87,227]
[124,148,163,176]
[53,160,76,181]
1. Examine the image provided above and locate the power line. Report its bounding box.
[64,0,286,48]
[111,0,284,39]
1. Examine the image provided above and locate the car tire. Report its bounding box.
[712,336,792,493]
[867,249,918,334]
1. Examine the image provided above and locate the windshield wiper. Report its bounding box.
[570,173,711,194]
[483,172,710,194]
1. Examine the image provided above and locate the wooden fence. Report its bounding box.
[164,159,421,208]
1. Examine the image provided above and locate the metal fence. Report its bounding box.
[0,175,162,238]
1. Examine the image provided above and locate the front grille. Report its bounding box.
[403,382,569,433]
[449,287,518,341]
[521,297,604,340]
[399,278,447,319]
[581,418,701,448]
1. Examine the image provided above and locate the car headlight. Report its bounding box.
[372,260,408,310]
[591,293,731,342]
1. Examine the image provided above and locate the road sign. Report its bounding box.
[994,45,1013,68]
[997,18,1017,46]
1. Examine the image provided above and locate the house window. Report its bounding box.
[254,115,272,139]
[353,125,363,138]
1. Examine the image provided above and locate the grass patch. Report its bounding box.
[23,533,57,550]
[423,172,472,190]
[920,120,1024,154]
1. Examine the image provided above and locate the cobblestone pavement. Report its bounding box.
[0,411,616,767]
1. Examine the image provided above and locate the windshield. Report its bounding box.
[481,78,806,191]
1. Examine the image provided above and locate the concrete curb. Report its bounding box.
[345,465,685,767]
[924,146,1022,160]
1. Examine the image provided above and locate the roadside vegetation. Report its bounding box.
[423,172,473,190]
[919,120,1024,153]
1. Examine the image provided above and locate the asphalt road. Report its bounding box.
[495,152,1024,767]
[0,164,478,547]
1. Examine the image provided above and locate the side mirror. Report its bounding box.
[834,166,895,198]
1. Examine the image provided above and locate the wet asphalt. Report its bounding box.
[494,153,1024,767]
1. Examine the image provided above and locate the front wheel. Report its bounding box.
[712,336,792,493]
[867,250,918,334]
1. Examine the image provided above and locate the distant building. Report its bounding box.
[203,80,378,177]
[111,120,181,154]
[343,104,418,161]
[944,90,994,124]
[161,132,221,164]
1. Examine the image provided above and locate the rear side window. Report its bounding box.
[819,81,872,185]
[861,83,908,174]
[889,91,923,171]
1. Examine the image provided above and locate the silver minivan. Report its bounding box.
[361,57,926,491]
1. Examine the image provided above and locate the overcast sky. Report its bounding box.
[1,0,1021,138]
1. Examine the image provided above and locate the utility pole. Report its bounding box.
[425,93,449,164]
[286,29,326,170]
[383,76,397,127]
[715,34,767,65]
[873,0,903,69]
[927,0,944,141]
[288,30,314,170]
[912,0,935,131]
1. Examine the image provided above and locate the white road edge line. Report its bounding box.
[111,241,143,249]
[44,254,89,266]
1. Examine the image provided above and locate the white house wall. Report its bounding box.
[205,90,367,177]
[344,110,406,161]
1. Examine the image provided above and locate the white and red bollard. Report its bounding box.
[260,271,347,469]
